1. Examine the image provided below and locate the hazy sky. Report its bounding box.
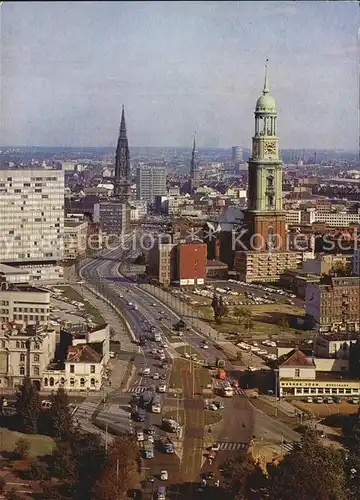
[1,1,358,149]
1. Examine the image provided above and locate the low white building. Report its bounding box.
[0,283,51,326]
[42,324,110,392]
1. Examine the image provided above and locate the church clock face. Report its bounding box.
[264,141,276,155]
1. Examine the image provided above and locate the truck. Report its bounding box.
[142,441,154,459]
[154,332,161,342]
[162,418,179,433]
[151,394,162,414]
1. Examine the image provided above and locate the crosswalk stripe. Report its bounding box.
[218,442,247,451]
[128,386,146,393]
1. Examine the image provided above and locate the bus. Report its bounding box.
[151,394,162,413]
[221,381,234,397]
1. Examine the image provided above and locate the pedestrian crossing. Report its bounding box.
[233,388,246,396]
[74,401,98,422]
[282,442,294,453]
[218,442,248,451]
[128,386,147,393]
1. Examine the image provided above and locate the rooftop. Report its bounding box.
[278,348,315,367]
[67,344,102,363]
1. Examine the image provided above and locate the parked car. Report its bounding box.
[160,470,168,481]
[211,443,220,452]
[315,397,324,404]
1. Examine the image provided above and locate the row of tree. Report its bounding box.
[8,378,141,499]
[218,426,360,500]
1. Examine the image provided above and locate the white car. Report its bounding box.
[147,435,155,443]
[137,431,144,441]
[202,344,209,349]
[160,470,168,481]
[209,403,218,411]
[153,373,160,380]
[211,443,220,452]
[184,352,190,359]
[158,384,167,393]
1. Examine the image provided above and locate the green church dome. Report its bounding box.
[255,60,276,113]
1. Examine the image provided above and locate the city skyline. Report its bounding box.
[1,1,358,150]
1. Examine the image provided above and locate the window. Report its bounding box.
[34,354,39,362]
[16,341,20,349]
[80,378,85,387]
[33,366,39,376]
[49,377,54,387]
[90,365,95,374]
[21,342,26,349]
[34,343,40,350]
[70,378,75,387]
[20,354,25,362]
[90,378,96,386]
[294,369,300,377]
[70,365,75,373]
[1,340,5,348]
[20,366,25,376]
[44,378,48,386]
[60,377,65,385]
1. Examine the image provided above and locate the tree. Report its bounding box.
[4,490,23,500]
[221,453,267,499]
[243,318,253,334]
[27,458,49,480]
[265,431,348,500]
[92,436,141,500]
[49,388,74,440]
[234,306,245,325]
[13,438,30,459]
[15,377,40,434]
[211,294,228,324]
[278,317,290,331]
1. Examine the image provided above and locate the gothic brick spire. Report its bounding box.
[114,105,130,199]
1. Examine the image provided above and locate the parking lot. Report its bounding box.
[292,399,359,418]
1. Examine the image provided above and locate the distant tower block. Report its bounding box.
[232,145,243,167]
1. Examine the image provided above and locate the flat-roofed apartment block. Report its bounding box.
[0,168,64,282]
[305,276,360,333]
[147,241,177,286]
[234,250,303,282]
[63,219,88,260]
[0,282,51,326]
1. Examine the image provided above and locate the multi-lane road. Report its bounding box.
[79,237,300,493]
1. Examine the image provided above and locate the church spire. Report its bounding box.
[263,58,269,94]
[114,105,130,199]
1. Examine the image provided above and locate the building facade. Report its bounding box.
[136,166,167,203]
[0,283,51,326]
[63,219,88,260]
[0,323,56,390]
[177,242,207,287]
[147,242,177,286]
[234,250,303,282]
[0,168,64,282]
[305,276,360,332]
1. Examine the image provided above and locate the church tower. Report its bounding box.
[189,133,200,193]
[114,105,131,201]
[246,61,286,250]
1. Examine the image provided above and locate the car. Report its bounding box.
[153,373,160,380]
[147,427,155,436]
[213,401,224,409]
[211,443,220,452]
[157,486,166,500]
[203,472,214,480]
[231,379,239,388]
[161,343,167,348]
[109,351,115,358]
[209,403,218,411]
[158,384,167,393]
[160,470,168,481]
[162,362,169,369]
[159,354,166,361]
[202,344,209,349]
[305,397,313,403]
[147,435,154,443]
[151,349,157,355]
[184,352,190,359]
[137,431,144,441]
[152,303,156,307]
[315,397,324,404]
[160,373,166,380]
[351,398,359,404]
[325,397,334,404]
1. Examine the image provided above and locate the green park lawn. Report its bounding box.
[0,429,55,457]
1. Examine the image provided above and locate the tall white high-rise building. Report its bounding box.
[136,166,167,203]
[232,145,243,166]
[0,169,65,282]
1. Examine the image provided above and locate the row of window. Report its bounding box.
[69,364,96,373]
[44,377,97,387]
[18,366,40,376]
[0,341,41,349]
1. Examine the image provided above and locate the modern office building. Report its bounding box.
[232,145,243,166]
[63,219,88,260]
[0,168,64,282]
[94,202,128,236]
[136,166,167,203]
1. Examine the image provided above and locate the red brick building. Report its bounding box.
[177,242,207,287]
